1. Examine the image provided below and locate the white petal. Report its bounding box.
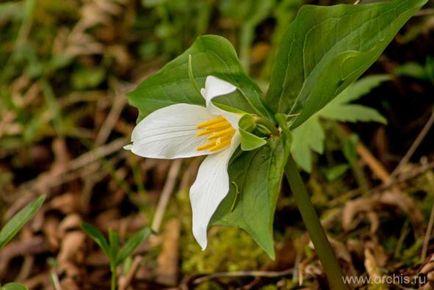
[200,76,241,129]
[189,134,240,250]
[127,104,215,159]
[201,76,237,105]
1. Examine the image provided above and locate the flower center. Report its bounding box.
[196,115,235,152]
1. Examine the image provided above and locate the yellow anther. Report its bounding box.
[210,140,231,152]
[196,115,235,152]
[196,129,210,137]
[205,122,231,130]
[208,127,235,139]
[196,141,216,151]
[197,116,226,129]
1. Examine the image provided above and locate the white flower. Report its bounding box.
[125,76,241,249]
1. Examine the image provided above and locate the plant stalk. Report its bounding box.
[111,265,117,290]
[285,156,348,290]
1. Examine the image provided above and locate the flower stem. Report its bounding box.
[285,156,348,290]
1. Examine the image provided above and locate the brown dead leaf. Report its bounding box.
[58,231,86,263]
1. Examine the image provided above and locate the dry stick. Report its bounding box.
[151,159,182,232]
[421,157,434,261]
[390,110,434,179]
[118,256,143,290]
[357,143,390,184]
[95,89,127,145]
[347,159,434,197]
[17,138,127,193]
[191,268,294,285]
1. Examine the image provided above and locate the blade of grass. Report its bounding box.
[0,195,45,249]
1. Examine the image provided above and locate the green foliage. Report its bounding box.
[0,196,44,290]
[0,283,28,290]
[81,223,151,289]
[212,130,291,258]
[128,35,273,122]
[219,0,275,70]
[239,128,267,151]
[266,0,427,128]
[81,223,151,267]
[291,75,389,172]
[0,195,45,249]
[395,56,434,83]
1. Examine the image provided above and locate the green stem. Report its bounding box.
[111,265,117,290]
[285,156,348,290]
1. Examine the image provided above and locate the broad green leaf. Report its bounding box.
[212,131,291,259]
[81,223,110,257]
[239,128,267,151]
[291,75,388,172]
[128,35,273,122]
[1,283,28,290]
[0,195,45,249]
[116,227,152,266]
[265,0,427,128]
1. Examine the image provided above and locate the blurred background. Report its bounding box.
[0,0,433,289]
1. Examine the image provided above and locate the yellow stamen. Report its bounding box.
[197,141,217,151]
[209,127,235,139]
[209,140,231,152]
[197,116,226,129]
[196,115,235,152]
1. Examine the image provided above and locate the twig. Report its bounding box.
[357,143,390,184]
[118,255,143,290]
[50,270,63,290]
[391,110,434,178]
[95,84,127,145]
[151,159,182,233]
[421,157,434,261]
[190,268,293,285]
[16,138,127,194]
[345,159,434,197]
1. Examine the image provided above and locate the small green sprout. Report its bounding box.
[81,223,152,290]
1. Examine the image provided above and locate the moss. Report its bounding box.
[174,189,268,275]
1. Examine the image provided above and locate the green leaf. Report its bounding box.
[291,75,388,172]
[291,115,324,172]
[322,164,350,181]
[0,195,45,249]
[321,104,386,124]
[266,0,427,128]
[327,74,391,104]
[239,128,267,151]
[212,131,291,259]
[128,35,273,122]
[1,283,28,290]
[116,227,152,266]
[81,223,110,258]
[108,230,120,261]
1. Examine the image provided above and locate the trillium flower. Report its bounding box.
[125,76,241,249]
